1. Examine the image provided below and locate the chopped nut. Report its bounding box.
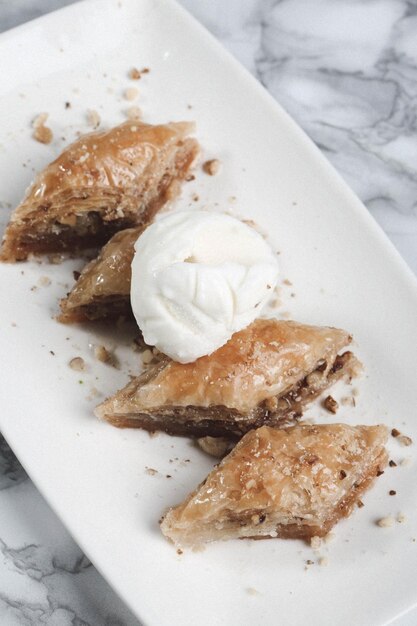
[376,469,384,477]
[310,536,322,550]
[202,159,221,176]
[197,436,230,458]
[389,490,396,496]
[306,559,314,565]
[125,105,142,120]
[391,428,401,438]
[69,357,85,371]
[389,460,397,467]
[124,87,139,101]
[397,435,412,447]
[357,500,364,508]
[176,548,183,555]
[324,395,338,414]
[376,516,395,528]
[339,469,347,480]
[397,512,407,523]
[86,109,101,128]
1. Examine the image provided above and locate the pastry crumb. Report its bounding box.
[197,436,230,458]
[142,349,154,365]
[38,276,51,287]
[318,557,329,566]
[32,113,53,144]
[246,587,260,596]
[202,159,221,176]
[398,435,412,447]
[376,516,395,528]
[145,467,158,476]
[86,109,101,128]
[397,512,407,524]
[124,87,139,101]
[324,532,335,544]
[128,67,141,80]
[310,536,322,550]
[400,457,411,467]
[126,105,142,120]
[324,395,338,414]
[69,357,85,371]
[94,345,119,368]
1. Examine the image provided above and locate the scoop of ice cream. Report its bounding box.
[130,210,279,363]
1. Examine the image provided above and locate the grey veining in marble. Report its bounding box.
[1,1,417,625]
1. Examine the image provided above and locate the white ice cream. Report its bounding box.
[130,210,279,363]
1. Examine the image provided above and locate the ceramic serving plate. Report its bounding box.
[1,1,417,624]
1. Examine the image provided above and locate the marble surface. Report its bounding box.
[1,1,417,625]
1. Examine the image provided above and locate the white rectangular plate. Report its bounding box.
[1,1,417,625]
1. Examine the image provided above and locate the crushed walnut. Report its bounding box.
[124,87,139,101]
[324,395,338,414]
[86,109,101,129]
[69,357,85,371]
[202,159,221,176]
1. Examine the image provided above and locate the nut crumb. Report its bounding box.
[310,536,322,550]
[86,109,101,128]
[124,87,139,101]
[145,467,158,476]
[389,460,397,467]
[126,105,142,120]
[69,357,85,371]
[357,499,364,508]
[389,490,396,496]
[376,516,395,528]
[176,548,183,555]
[306,559,314,565]
[318,557,329,566]
[391,428,401,438]
[324,395,338,414]
[202,159,221,176]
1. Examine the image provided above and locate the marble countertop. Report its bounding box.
[1,1,416,624]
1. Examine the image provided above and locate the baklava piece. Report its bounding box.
[1,121,199,261]
[95,319,361,438]
[160,423,388,546]
[59,226,140,322]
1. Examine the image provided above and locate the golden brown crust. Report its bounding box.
[58,226,141,323]
[160,423,388,546]
[1,121,199,261]
[95,319,361,437]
